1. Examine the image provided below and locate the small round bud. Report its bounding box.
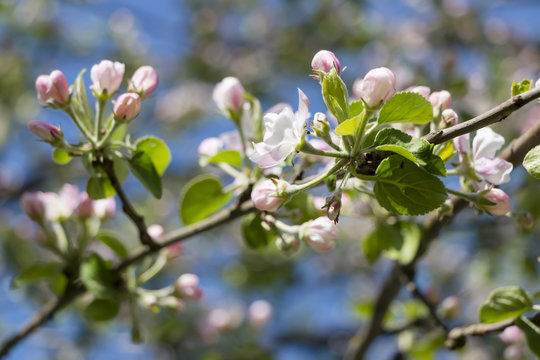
[76,192,94,219]
[353,67,396,108]
[482,188,511,216]
[28,120,63,143]
[441,109,458,128]
[212,76,245,115]
[175,273,204,301]
[499,326,525,344]
[113,93,141,123]
[429,90,452,116]
[20,192,46,221]
[248,300,273,328]
[35,70,70,106]
[301,217,338,253]
[129,65,158,97]
[439,296,461,320]
[311,50,341,75]
[405,85,431,98]
[251,179,287,212]
[90,60,125,97]
[147,224,164,239]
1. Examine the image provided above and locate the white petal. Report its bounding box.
[453,133,470,161]
[474,157,513,185]
[473,127,505,159]
[249,141,294,168]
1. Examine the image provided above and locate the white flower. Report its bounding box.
[301,217,338,253]
[453,127,513,188]
[249,89,309,168]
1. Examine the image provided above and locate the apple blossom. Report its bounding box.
[90,60,125,96]
[20,192,46,221]
[212,76,245,116]
[251,179,288,212]
[198,137,224,157]
[28,120,63,143]
[300,216,338,253]
[113,93,141,123]
[311,50,341,75]
[248,300,273,328]
[41,184,80,221]
[175,273,204,301]
[93,197,116,219]
[481,188,511,216]
[405,85,431,98]
[353,67,396,108]
[249,89,309,168]
[128,65,158,97]
[35,70,70,106]
[76,192,94,219]
[429,90,452,116]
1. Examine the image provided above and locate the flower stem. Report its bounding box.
[286,159,346,195]
[94,98,106,141]
[352,109,371,156]
[65,107,96,146]
[298,141,350,159]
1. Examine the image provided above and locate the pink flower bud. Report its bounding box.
[212,76,245,114]
[93,197,116,219]
[35,70,70,106]
[90,60,125,96]
[499,326,525,344]
[301,217,338,253]
[147,224,164,239]
[248,300,273,328]
[353,67,396,108]
[20,192,46,221]
[405,85,431,98]
[198,137,224,157]
[164,242,183,260]
[76,192,94,219]
[441,109,458,128]
[113,93,141,123]
[251,179,286,212]
[327,201,341,223]
[175,273,204,301]
[28,120,63,143]
[429,90,452,115]
[482,188,511,216]
[129,65,158,97]
[311,50,341,74]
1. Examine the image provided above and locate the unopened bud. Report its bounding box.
[300,217,338,253]
[311,50,341,75]
[76,192,94,219]
[113,93,141,123]
[90,60,125,97]
[128,65,158,97]
[499,326,525,344]
[164,242,183,260]
[175,273,204,301]
[429,90,452,117]
[20,192,46,222]
[441,109,458,128]
[275,233,300,255]
[353,67,396,108]
[147,224,164,240]
[93,197,116,219]
[251,179,288,212]
[212,76,245,116]
[35,70,70,106]
[405,85,430,98]
[198,137,223,157]
[481,188,511,216]
[439,296,461,320]
[28,120,63,144]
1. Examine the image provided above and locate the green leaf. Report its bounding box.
[242,213,274,249]
[383,222,421,265]
[322,68,349,123]
[516,316,540,357]
[423,154,447,177]
[283,192,321,224]
[134,136,171,176]
[179,175,232,225]
[335,117,359,136]
[97,231,128,258]
[523,145,540,179]
[378,92,433,125]
[207,150,242,168]
[512,79,532,97]
[128,152,162,198]
[479,286,533,323]
[87,175,115,200]
[80,254,117,300]
[349,100,365,118]
[109,123,127,142]
[373,155,447,215]
[85,298,120,322]
[374,128,432,165]
[70,69,94,131]
[12,262,62,288]
[362,223,401,264]
[52,148,72,165]
[435,141,455,163]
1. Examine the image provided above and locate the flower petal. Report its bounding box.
[249,141,294,168]
[474,157,513,185]
[473,127,505,159]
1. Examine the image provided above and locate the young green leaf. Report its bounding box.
[362,223,402,264]
[87,175,116,200]
[85,298,121,322]
[283,192,321,224]
[128,151,163,198]
[80,254,117,300]
[515,316,540,357]
[97,231,128,258]
[349,100,365,118]
[479,286,533,323]
[12,262,63,288]
[179,175,233,225]
[511,79,532,97]
[52,148,72,165]
[322,68,349,123]
[383,222,421,265]
[335,117,359,136]
[70,69,94,132]
[378,92,433,125]
[134,136,171,176]
[373,155,447,215]
[374,128,432,165]
[523,145,540,179]
[208,150,242,168]
[242,212,274,249]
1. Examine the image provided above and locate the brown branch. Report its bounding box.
[423,86,540,145]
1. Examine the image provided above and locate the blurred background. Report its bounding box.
[1,0,540,359]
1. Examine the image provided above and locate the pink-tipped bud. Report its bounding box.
[147,224,164,240]
[90,60,125,96]
[499,326,525,344]
[429,90,452,116]
[21,192,46,221]
[482,188,511,216]
[129,65,158,97]
[248,300,273,328]
[164,242,183,260]
[441,108,458,128]
[301,217,338,253]
[35,70,70,106]
[93,197,116,219]
[113,93,141,123]
[311,50,341,75]
[405,85,431,98]
[198,137,224,157]
[28,120,63,143]
[251,179,287,212]
[77,192,94,219]
[175,273,204,301]
[212,76,246,115]
[353,67,396,108]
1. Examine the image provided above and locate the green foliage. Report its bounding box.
[80,254,117,300]
[134,136,171,176]
[283,192,320,224]
[479,286,533,323]
[207,150,242,168]
[128,152,163,198]
[97,231,128,258]
[335,117,359,136]
[179,175,232,225]
[378,92,433,125]
[373,156,447,215]
[52,148,72,165]
[70,69,94,131]
[12,262,63,288]
[511,79,532,97]
[523,145,540,179]
[363,221,420,264]
[242,213,274,249]
[87,176,115,200]
[515,316,540,357]
[84,298,120,322]
[322,68,349,123]
[349,100,365,118]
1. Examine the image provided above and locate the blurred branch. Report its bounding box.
[424,86,540,145]
[345,104,540,360]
